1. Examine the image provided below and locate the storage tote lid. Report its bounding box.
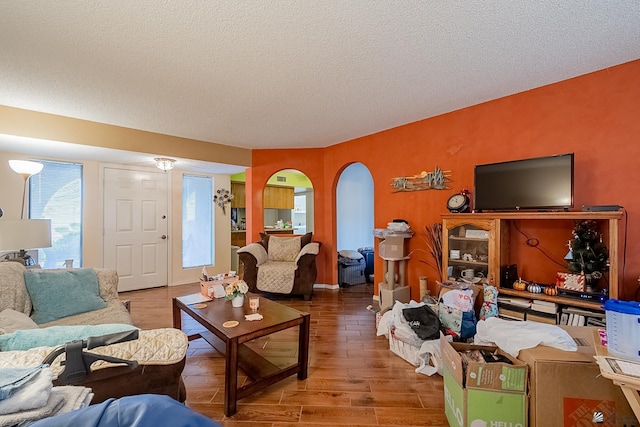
[604,299,640,315]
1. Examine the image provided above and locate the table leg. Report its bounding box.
[224,337,239,416]
[298,313,310,380]
[172,298,182,329]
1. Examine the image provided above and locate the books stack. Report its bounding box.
[558,307,606,327]
[497,297,532,321]
[529,300,558,315]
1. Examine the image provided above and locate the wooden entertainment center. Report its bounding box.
[442,211,623,313]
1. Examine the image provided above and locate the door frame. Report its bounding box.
[98,163,171,287]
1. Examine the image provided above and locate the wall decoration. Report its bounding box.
[391,167,451,192]
[214,188,234,214]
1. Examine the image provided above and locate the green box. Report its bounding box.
[441,335,528,426]
[444,366,528,427]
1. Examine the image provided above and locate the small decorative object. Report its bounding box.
[527,283,542,294]
[419,223,443,282]
[231,294,244,307]
[513,278,528,291]
[543,286,557,296]
[479,284,499,320]
[556,272,585,292]
[249,296,260,312]
[446,190,471,213]
[225,279,249,308]
[566,220,608,290]
[213,188,234,215]
[391,167,451,192]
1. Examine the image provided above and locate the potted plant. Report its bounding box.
[225,280,249,307]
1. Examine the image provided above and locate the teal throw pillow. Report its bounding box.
[23,268,107,324]
[0,324,138,351]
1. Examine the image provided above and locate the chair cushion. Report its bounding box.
[0,324,138,351]
[260,232,312,252]
[268,236,302,262]
[0,309,39,335]
[24,269,107,325]
[338,249,364,260]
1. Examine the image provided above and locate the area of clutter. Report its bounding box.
[372,219,640,427]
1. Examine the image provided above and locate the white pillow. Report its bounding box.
[0,309,39,335]
[338,250,364,260]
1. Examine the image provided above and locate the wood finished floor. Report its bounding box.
[121,282,448,426]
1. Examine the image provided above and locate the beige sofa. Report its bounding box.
[0,262,132,327]
[0,262,188,403]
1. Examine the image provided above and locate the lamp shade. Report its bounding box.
[0,219,52,251]
[8,160,44,176]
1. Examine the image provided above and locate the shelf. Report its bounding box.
[498,287,604,311]
[448,236,489,242]
[448,259,489,267]
[444,211,623,221]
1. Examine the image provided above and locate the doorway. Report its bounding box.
[263,170,313,235]
[103,167,169,291]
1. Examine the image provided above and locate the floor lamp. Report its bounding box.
[0,160,52,265]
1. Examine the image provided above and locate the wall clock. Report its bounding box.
[446,192,471,213]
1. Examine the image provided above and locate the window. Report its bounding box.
[182,175,213,268]
[29,160,83,268]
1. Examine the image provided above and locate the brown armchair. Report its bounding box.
[238,232,320,301]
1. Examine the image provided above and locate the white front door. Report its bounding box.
[103,167,169,292]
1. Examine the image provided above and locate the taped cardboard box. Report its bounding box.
[440,335,528,427]
[518,325,638,427]
[378,235,409,259]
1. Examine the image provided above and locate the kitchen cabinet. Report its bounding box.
[231,231,246,247]
[230,182,245,208]
[264,185,294,209]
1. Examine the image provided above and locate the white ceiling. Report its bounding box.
[1,2,639,166]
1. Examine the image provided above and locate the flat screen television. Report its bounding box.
[474,153,574,211]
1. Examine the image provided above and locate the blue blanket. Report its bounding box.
[30,394,220,427]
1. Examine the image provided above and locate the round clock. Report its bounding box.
[446,193,470,213]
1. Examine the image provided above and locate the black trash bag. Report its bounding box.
[402,305,443,341]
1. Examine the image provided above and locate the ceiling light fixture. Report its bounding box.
[154,158,176,171]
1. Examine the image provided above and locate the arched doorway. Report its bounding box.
[263,169,313,236]
[336,162,375,285]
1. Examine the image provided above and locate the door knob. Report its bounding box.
[161,235,167,240]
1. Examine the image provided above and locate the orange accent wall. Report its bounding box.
[249,59,640,300]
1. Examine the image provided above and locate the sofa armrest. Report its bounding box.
[238,252,259,292]
[94,269,121,305]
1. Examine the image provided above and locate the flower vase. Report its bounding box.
[231,294,244,307]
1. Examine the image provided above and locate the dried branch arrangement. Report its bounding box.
[420,223,443,281]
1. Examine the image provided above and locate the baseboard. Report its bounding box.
[313,283,339,290]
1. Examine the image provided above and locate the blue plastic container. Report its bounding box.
[604,299,640,361]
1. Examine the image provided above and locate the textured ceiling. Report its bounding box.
[1,1,639,153]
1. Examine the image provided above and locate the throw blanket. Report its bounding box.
[0,328,188,374]
[254,242,319,294]
[474,317,577,356]
[257,262,298,294]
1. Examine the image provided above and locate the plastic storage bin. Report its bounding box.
[338,255,366,287]
[604,299,640,361]
[358,247,374,282]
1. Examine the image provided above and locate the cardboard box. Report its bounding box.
[378,236,408,259]
[440,335,528,427]
[518,326,638,427]
[378,284,410,311]
[200,279,228,298]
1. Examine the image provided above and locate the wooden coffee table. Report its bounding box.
[172,293,310,416]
